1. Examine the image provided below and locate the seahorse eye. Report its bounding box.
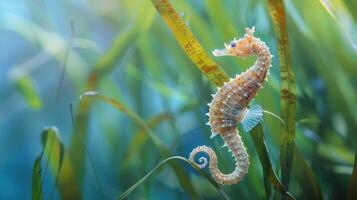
[230,42,236,48]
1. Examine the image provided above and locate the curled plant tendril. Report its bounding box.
[189,27,273,185]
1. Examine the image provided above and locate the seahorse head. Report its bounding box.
[212,27,256,58]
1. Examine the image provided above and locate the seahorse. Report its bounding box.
[189,27,272,185]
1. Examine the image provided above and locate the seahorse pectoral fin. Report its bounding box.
[240,105,263,132]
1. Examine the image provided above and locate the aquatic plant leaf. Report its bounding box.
[251,124,295,200]
[266,0,297,190]
[318,0,357,52]
[122,112,174,169]
[296,118,321,127]
[69,104,105,200]
[80,92,199,199]
[292,146,323,200]
[15,76,42,110]
[263,172,272,200]
[150,0,229,87]
[32,127,74,200]
[347,152,357,200]
[42,127,81,200]
[3,14,87,84]
[204,1,237,38]
[32,152,44,200]
[93,2,156,74]
[117,156,230,200]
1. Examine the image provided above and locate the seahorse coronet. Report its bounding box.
[189,27,272,185]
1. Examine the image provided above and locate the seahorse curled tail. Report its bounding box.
[189,128,249,185]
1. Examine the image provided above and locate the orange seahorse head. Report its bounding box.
[212,27,256,58]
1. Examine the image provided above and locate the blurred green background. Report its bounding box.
[0,0,356,199]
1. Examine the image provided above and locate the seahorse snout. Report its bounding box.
[212,48,230,57]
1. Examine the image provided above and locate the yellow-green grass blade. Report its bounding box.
[32,127,80,200]
[15,76,42,110]
[266,0,297,191]
[150,0,229,87]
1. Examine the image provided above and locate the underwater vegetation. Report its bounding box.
[0,0,357,199]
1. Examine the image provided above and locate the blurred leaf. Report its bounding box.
[148,80,192,102]
[293,147,323,200]
[93,1,156,74]
[80,91,199,199]
[69,103,105,200]
[251,124,295,200]
[347,152,357,200]
[122,112,174,168]
[117,156,230,200]
[318,143,354,165]
[266,0,297,190]
[32,127,66,200]
[9,50,50,95]
[32,153,44,200]
[204,1,237,38]
[42,127,81,200]
[318,0,357,52]
[296,118,321,127]
[263,172,272,200]
[150,0,229,87]
[15,76,42,110]
[3,14,88,83]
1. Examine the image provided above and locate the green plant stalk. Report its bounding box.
[266,0,297,191]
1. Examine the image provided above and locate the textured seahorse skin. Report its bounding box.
[189,27,272,185]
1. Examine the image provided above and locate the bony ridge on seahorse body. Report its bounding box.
[189,27,272,185]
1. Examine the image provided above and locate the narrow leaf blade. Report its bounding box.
[15,76,42,110]
[251,125,295,200]
[32,154,44,200]
[347,152,357,200]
